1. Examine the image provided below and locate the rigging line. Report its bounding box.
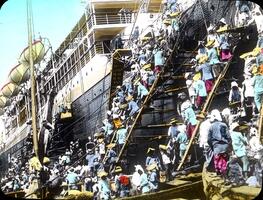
[198,0,208,32]
[29,0,35,41]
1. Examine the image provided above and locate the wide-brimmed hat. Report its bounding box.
[114,166,122,173]
[106,143,116,149]
[163,19,171,25]
[205,40,215,47]
[159,144,168,151]
[251,47,262,57]
[97,170,108,177]
[197,55,208,64]
[196,113,206,120]
[216,25,228,33]
[230,122,240,131]
[146,147,155,154]
[170,118,178,124]
[126,95,134,101]
[169,11,180,17]
[143,63,152,70]
[240,52,253,59]
[134,78,141,85]
[94,132,104,138]
[147,163,157,171]
[43,157,50,164]
[61,182,68,187]
[193,72,201,81]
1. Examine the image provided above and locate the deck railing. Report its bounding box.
[87,12,134,29]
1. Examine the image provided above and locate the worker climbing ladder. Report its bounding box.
[177,47,237,171]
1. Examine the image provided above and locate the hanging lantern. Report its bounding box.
[1,82,19,98]
[19,40,45,65]
[0,95,11,108]
[9,63,30,85]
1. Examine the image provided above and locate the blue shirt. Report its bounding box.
[253,75,263,94]
[230,131,247,157]
[98,179,111,199]
[66,172,79,185]
[207,48,220,64]
[140,173,150,193]
[182,107,197,125]
[116,128,127,144]
[153,50,165,66]
[197,63,213,81]
[176,132,188,150]
[128,100,139,111]
[137,83,149,98]
[193,80,207,97]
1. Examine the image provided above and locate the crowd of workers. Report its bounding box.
[0,0,263,199]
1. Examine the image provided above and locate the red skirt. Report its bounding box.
[186,123,196,139]
[205,79,213,94]
[213,153,228,175]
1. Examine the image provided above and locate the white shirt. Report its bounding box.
[198,119,211,148]
[131,172,141,187]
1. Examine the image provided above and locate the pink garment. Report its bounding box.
[220,49,232,61]
[205,79,213,94]
[213,153,228,175]
[186,124,196,139]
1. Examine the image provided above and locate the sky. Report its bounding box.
[0,0,86,89]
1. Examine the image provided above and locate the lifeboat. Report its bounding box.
[0,95,11,108]
[19,40,45,65]
[1,82,19,98]
[9,63,30,85]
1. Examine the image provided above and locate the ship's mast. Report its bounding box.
[27,0,39,160]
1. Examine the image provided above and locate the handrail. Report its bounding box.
[176,48,236,171]
[102,129,118,164]
[87,12,134,29]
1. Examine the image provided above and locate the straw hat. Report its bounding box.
[147,163,157,171]
[43,157,50,164]
[106,143,116,149]
[146,147,155,154]
[169,11,180,17]
[159,144,168,151]
[61,182,68,187]
[252,64,258,74]
[205,39,215,48]
[94,132,104,138]
[114,166,122,173]
[240,52,253,59]
[196,113,206,120]
[170,118,178,125]
[163,19,171,25]
[134,78,141,85]
[141,36,151,41]
[197,55,208,64]
[251,47,262,57]
[216,25,228,33]
[143,63,152,70]
[126,95,134,101]
[97,170,108,177]
[193,72,201,81]
[230,122,240,131]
